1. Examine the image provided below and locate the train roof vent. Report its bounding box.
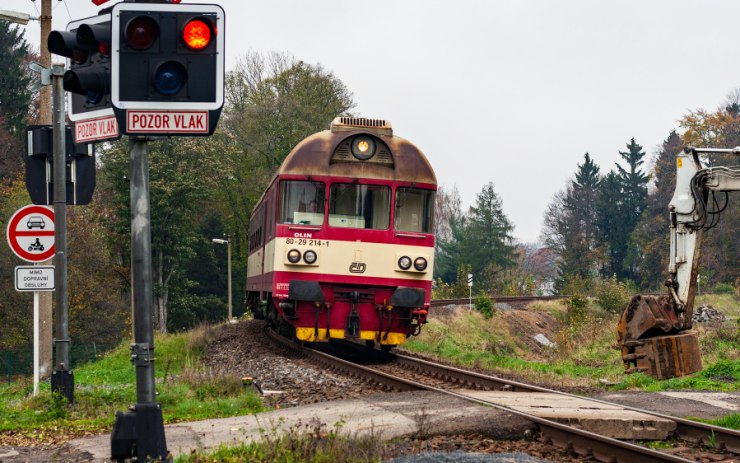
[330,117,393,136]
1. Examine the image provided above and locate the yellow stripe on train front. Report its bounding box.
[295,328,407,345]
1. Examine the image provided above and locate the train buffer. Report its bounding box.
[460,390,676,440]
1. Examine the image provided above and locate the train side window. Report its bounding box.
[395,188,435,233]
[329,184,390,229]
[279,180,325,225]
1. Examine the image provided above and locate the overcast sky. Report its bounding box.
[6,0,740,243]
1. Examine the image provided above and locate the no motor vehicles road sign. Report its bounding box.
[6,205,55,263]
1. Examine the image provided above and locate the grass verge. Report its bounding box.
[0,324,265,443]
[404,294,739,392]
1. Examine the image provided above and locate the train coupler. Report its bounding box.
[345,291,361,337]
[345,312,360,337]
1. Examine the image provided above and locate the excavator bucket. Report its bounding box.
[617,295,702,380]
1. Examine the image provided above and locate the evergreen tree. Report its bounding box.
[571,153,601,256]
[464,182,516,286]
[595,171,624,278]
[597,138,649,281]
[542,154,603,291]
[435,214,467,283]
[437,183,515,289]
[0,22,32,177]
[0,22,32,135]
[617,138,649,222]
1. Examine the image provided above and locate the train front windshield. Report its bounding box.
[395,188,435,233]
[280,181,326,225]
[329,184,390,229]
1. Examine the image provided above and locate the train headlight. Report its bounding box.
[398,256,412,270]
[287,249,302,263]
[414,257,428,271]
[303,250,317,264]
[351,135,376,160]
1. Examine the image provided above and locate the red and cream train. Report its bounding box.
[246,117,436,348]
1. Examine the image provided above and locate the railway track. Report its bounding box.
[430,295,569,309]
[265,326,739,463]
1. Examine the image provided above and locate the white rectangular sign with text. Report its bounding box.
[15,266,55,292]
[75,115,119,143]
[126,110,209,134]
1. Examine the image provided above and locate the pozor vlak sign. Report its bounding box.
[6,205,55,263]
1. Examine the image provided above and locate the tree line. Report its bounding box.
[0,21,737,355]
[541,100,739,295]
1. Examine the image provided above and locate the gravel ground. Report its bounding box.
[202,320,389,408]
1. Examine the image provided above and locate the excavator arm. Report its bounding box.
[617,147,740,379]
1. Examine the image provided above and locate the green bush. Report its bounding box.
[595,275,632,314]
[701,360,740,381]
[566,294,588,312]
[559,274,594,296]
[713,282,735,295]
[474,292,494,319]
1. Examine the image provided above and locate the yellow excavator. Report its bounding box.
[617,147,739,379]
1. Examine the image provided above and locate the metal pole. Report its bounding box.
[50,64,73,403]
[33,290,39,396]
[227,238,232,320]
[110,137,167,461]
[129,137,156,405]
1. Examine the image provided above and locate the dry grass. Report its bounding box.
[186,322,221,356]
[409,294,739,389]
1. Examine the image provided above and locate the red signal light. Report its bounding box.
[182,19,212,50]
[125,16,159,51]
[98,41,111,56]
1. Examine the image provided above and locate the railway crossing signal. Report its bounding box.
[111,3,225,136]
[48,14,113,122]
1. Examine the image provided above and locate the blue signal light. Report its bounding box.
[153,61,187,96]
[86,91,104,105]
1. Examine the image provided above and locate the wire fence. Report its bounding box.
[1,344,116,384]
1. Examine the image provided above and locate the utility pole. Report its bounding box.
[212,237,232,321]
[38,0,54,381]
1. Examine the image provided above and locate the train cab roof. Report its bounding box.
[276,117,437,186]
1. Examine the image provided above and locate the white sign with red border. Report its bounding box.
[126,110,210,134]
[15,266,55,292]
[6,205,55,263]
[74,114,119,143]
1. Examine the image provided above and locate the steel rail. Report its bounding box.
[265,328,699,463]
[390,351,740,454]
[430,295,568,309]
[429,294,663,309]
